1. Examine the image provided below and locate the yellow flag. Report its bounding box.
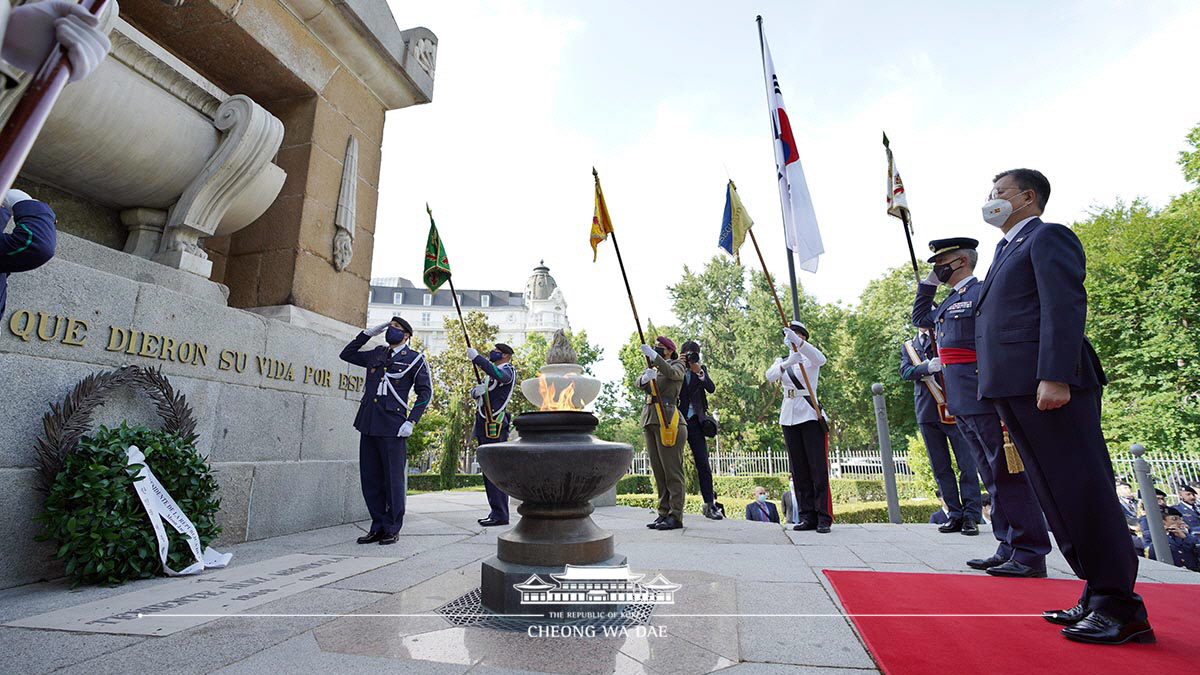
[719,180,753,261]
[590,168,614,262]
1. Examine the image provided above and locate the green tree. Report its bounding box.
[426,311,498,474]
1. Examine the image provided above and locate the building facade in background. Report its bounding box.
[367,261,570,352]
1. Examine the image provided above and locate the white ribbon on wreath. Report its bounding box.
[126,445,232,576]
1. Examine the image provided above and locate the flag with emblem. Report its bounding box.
[718,179,754,262]
[883,132,910,225]
[590,168,614,262]
[422,204,451,293]
[760,26,823,273]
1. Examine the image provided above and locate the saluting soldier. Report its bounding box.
[765,321,832,533]
[339,316,432,545]
[899,326,983,536]
[466,342,516,527]
[914,237,1051,577]
[638,337,688,531]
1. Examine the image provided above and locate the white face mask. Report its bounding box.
[981,198,1011,227]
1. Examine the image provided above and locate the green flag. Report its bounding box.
[423,204,451,293]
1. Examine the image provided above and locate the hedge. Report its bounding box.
[615,494,935,524]
[618,474,930,503]
[408,473,486,491]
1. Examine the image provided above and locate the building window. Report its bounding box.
[456,293,463,306]
[423,293,432,306]
[481,294,490,308]
[421,312,431,324]
[393,292,403,305]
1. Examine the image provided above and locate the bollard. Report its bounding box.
[871,383,902,524]
[1132,444,1172,565]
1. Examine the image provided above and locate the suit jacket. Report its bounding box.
[898,333,942,423]
[745,500,780,523]
[0,200,56,317]
[975,218,1105,399]
[912,278,994,416]
[339,332,432,436]
[471,355,516,443]
[639,353,685,427]
[678,364,715,419]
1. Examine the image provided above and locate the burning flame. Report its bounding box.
[536,373,581,411]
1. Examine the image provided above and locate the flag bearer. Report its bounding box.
[467,342,516,526]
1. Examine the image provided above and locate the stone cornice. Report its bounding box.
[109,17,226,118]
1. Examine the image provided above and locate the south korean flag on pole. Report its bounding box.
[759,27,824,273]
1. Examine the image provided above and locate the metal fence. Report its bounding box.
[629,446,1200,490]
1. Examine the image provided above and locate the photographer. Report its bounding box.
[678,340,721,520]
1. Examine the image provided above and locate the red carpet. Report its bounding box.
[824,570,1196,674]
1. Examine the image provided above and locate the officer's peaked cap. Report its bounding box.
[788,320,809,338]
[494,342,514,355]
[390,316,413,335]
[927,237,979,262]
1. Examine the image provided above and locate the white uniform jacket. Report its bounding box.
[764,341,827,427]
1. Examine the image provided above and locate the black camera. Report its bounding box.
[685,352,700,364]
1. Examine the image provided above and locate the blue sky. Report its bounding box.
[376,0,1200,382]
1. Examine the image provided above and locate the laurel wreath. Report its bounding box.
[33,365,198,493]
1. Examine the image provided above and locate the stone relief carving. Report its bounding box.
[156,95,283,276]
[413,37,437,77]
[109,29,222,118]
[332,135,358,272]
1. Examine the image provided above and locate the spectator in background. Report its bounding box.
[745,486,780,523]
[1116,481,1138,525]
[1176,485,1200,532]
[1146,507,1200,572]
[929,490,951,525]
[981,492,993,524]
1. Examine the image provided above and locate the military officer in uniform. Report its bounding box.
[914,237,1051,576]
[467,342,516,526]
[339,316,432,545]
[766,321,832,533]
[0,190,56,318]
[638,336,688,531]
[899,327,982,535]
[976,168,1151,645]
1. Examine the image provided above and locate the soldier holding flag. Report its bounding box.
[466,342,516,527]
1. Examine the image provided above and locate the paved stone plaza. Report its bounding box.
[2,491,1195,675]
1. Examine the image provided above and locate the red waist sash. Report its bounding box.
[938,347,977,365]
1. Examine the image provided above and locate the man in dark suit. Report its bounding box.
[975,168,1152,645]
[0,190,56,318]
[914,237,1051,577]
[899,328,982,535]
[745,486,780,523]
[678,340,720,519]
[467,342,516,526]
[339,316,432,545]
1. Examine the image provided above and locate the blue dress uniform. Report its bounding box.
[0,197,57,317]
[976,217,1148,626]
[914,262,1051,573]
[471,351,516,523]
[898,333,983,525]
[1140,511,1200,572]
[340,326,431,536]
[1175,499,1200,532]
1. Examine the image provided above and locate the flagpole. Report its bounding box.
[749,228,788,326]
[446,276,496,427]
[757,15,802,321]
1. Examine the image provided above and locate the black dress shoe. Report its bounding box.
[479,518,509,527]
[985,559,1047,578]
[647,516,665,529]
[356,531,384,544]
[1061,611,1155,645]
[655,515,683,530]
[816,525,831,534]
[1043,603,1088,626]
[966,554,1007,570]
[960,518,979,536]
[378,532,399,545]
[793,520,816,531]
[477,517,490,525]
[938,517,963,533]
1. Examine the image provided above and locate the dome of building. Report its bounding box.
[525,260,558,301]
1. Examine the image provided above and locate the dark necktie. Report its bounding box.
[994,238,1007,262]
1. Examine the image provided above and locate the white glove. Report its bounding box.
[466,347,479,360]
[2,189,33,209]
[365,322,389,337]
[639,344,657,360]
[783,330,804,349]
[4,1,112,82]
[470,383,486,398]
[922,269,940,286]
[397,421,414,438]
[637,367,655,386]
[927,357,942,373]
[782,350,804,367]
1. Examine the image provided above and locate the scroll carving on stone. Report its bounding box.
[157,94,283,276]
[332,135,359,272]
[414,37,437,77]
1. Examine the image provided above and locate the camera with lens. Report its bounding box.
[685,352,700,364]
